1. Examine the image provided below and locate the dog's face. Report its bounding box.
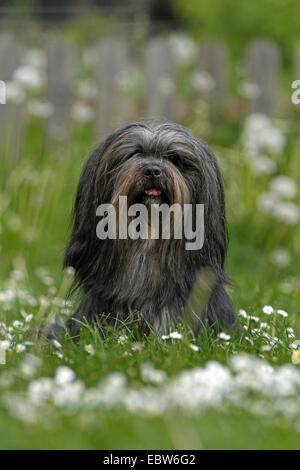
[95,123,208,212]
[65,122,227,279]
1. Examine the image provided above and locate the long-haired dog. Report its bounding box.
[63,121,235,337]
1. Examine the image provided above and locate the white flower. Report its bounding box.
[16,344,26,353]
[249,316,259,322]
[25,314,33,323]
[13,320,23,329]
[260,127,285,154]
[239,309,248,319]
[277,309,288,318]
[169,34,197,63]
[291,350,300,364]
[280,279,295,294]
[270,248,291,268]
[161,335,170,340]
[28,100,54,119]
[13,65,44,89]
[257,191,279,213]
[71,102,95,123]
[39,296,50,307]
[169,331,182,340]
[52,339,62,349]
[54,366,75,386]
[19,354,41,378]
[272,201,300,225]
[84,344,95,356]
[11,270,24,281]
[53,381,84,408]
[238,81,260,99]
[261,345,272,352]
[189,344,199,352]
[251,156,277,175]
[243,113,285,158]
[28,377,53,403]
[64,266,75,277]
[0,340,10,350]
[270,176,297,199]
[141,363,167,384]
[53,351,64,359]
[118,335,128,345]
[244,113,271,135]
[263,305,274,315]
[191,71,215,93]
[219,332,231,341]
[77,80,98,100]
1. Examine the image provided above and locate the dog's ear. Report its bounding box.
[63,146,103,275]
[63,125,129,279]
[198,146,228,283]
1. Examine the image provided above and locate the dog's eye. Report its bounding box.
[166,152,185,170]
[169,152,199,172]
[167,152,180,163]
[127,151,138,160]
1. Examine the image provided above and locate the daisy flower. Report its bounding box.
[263,305,274,315]
[16,344,26,353]
[292,350,300,364]
[219,332,231,341]
[20,310,34,322]
[25,314,34,322]
[54,366,75,385]
[0,340,10,350]
[239,309,248,318]
[169,331,182,340]
[277,309,288,318]
[118,335,128,345]
[84,344,95,356]
[53,351,64,359]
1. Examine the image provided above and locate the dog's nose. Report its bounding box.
[143,165,162,178]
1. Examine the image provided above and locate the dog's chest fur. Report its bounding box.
[93,240,193,332]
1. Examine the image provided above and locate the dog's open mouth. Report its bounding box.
[129,185,168,206]
[141,187,166,206]
[144,188,162,197]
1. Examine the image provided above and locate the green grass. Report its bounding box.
[0,107,300,450]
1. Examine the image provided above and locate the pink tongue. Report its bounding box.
[144,189,162,196]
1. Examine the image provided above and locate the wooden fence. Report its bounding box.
[0,33,298,152]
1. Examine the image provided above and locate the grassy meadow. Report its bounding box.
[0,32,300,450]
